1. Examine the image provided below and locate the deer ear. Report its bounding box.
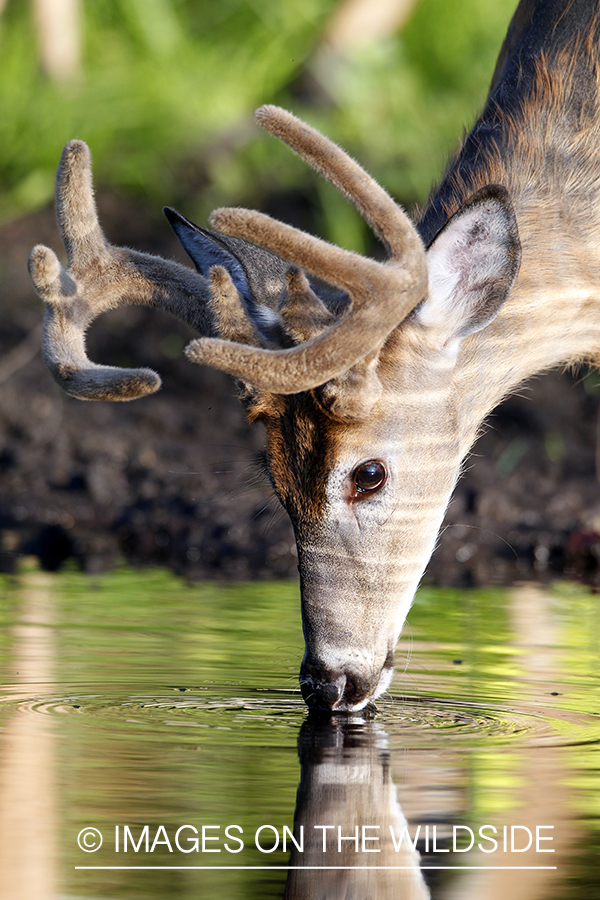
[164,207,253,302]
[416,185,521,350]
[166,205,352,314]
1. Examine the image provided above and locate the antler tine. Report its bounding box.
[278,268,337,343]
[28,140,161,400]
[199,108,428,395]
[207,266,262,346]
[186,248,424,396]
[29,242,162,401]
[197,204,426,393]
[55,140,109,270]
[255,105,421,262]
[29,140,213,401]
[186,325,383,396]
[210,207,386,294]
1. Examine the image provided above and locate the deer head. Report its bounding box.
[29,106,520,711]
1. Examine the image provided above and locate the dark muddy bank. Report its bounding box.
[2,197,600,587]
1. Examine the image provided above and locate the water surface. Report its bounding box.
[0,568,598,898]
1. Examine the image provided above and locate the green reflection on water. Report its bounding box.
[0,567,598,899]
[53,567,304,688]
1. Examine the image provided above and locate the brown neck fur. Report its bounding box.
[417,18,600,452]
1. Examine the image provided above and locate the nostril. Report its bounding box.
[343,679,356,697]
[300,663,378,711]
[317,676,346,708]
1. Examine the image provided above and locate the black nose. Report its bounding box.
[299,664,373,711]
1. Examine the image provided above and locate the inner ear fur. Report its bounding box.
[417,184,521,347]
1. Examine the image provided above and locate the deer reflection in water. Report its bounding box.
[283,714,430,900]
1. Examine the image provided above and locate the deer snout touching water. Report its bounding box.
[28,0,600,710]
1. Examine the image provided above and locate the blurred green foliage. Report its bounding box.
[0,0,516,238]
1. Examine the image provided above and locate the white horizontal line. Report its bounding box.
[75,865,558,871]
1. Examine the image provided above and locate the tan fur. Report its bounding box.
[28,0,600,711]
[438,36,600,451]
[425,48,600,229]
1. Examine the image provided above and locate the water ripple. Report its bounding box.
[1,685,598,750]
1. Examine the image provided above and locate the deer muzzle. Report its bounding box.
[299,648,396,712]
[297,543,401,712]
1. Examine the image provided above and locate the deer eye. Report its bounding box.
[352,460,387,497]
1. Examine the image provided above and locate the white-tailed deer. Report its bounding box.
[28,0,600,710]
